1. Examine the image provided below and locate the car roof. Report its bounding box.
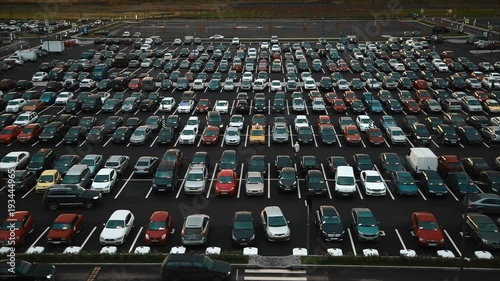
[109,210,131,220]
[264,206,284,217]
[185,214,207,227]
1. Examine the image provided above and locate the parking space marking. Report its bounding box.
[443,229,461,257]
[7,140,17,147]
[320,163,333,199]
[79,140,87,147]
[103,138,112,147]
[267,125,271,147]
[31,141,39,147]
[21,186,35,199]
[417,188,428,201]
[394,229,407,250]
[431,140,440,148]
[25,227,50,253]
[267,163,271,199]
[244,125,249,147]
[150,136,158,147]
[145,186,153,198]
[459,143,465,148]
[310,126,318,147]
[304,102,309,115]
[286,99,290,115]
[386,181,395,200]
[237,164,245,199]
[268,100,271,115]
[289,125,295,147]
[176,168,191,199]
[206,163,219,199]
[444,184,459,202]
[347,228,357,256]
[406,137,415,148]
[483,142,490,148]
[249,100,253,115]
[114,172,135,199]
[294,164,302,199]
[355,183,364,200]
[80,226,97,250]
[128,226,144,253]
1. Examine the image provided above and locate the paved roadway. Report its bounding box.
[0,22,499,259]
[54,264,500,281]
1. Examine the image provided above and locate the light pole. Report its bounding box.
[459,180,480,280]
[305,192,313,254]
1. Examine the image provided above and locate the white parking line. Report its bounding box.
[176,168,191,199]
[79,140,87,147]
[80,226,97,250]
[268,100,271,115]
[21,186,36,199]
[294,163,302,199]
[443,229,461,257]
[444,184,459,201]
[114,172,134,199]
[268,125,271,147]
[395,229,407,250]
[355,183,364,200]
[7,140,16,147]
[431,140,440,148]
[320,164,333,199]
[418,188,428,200]
[103,138,112,147]
[347,228,357,256]
[229,99,235,115]
[25,227,50,253]
[236,163,245,199]
[145,187,153,198]
[150,136,158,147]
[310,125,318,147]
[286,99,290,115]
[386,182,395,200]
[206,163,219,199]
[483,142,490,148]
[244,125,249,147]
[406,137,415,148]
[128,226,144,253]
[289,125,294,147]
[31,141,39,147]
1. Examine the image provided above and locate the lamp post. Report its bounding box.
[459,180,480,280]
[305,192,313,254]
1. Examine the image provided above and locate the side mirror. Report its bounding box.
[287,221,291,224]
[102,223,105,226]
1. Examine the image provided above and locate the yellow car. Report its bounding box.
[484,99,500,114]
[249,124,266,144]
[35,170,62,193]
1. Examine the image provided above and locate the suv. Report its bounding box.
[152,160,179,192]
[43,184,102,210]
[181,214,210,246]
[160,254,231,281]
[184,164,208,195]
[261,206,291,242]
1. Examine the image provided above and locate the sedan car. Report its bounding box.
[465,213,500,250]
[144,211,172,245]
[315,205,345,242]
[0,211,34,246]
[360,170,386,196]
[129,125,153,145]
[411,212,445,247]
[351,208,380,242]
[462,157,492,178]
[104,155,130,175]
[99,210,135,245]
[261,206,291,242]
[46,213,83,244]
[231,211,255,246]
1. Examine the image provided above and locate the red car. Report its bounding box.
[343,91,357,103]
[328,62,338,72]
[332,99,347,113]
[64,39,78,47]
[0,79,16,91]
[437,155,463,175]
[185,72,195,82]
[128,78,142,90]
[195,99,211,113]
[308,91,321,102]
[317,115,332,127]
[257,60,268,72]
[201,126,220,145]
[343,125,362,145]
[366,128,384,146]
[413,79,429,90]
[0,125,22,144]
[415,90,432,102]
[144,211,173,245]
[215,169,237,196]
[443,58,454,66]
[411,212,445,247]
[46,213,83,244]
[324,92,337,104]
[402,99,421,114]
[0,211,34,246]
[473,91,489,103]
[338,61,349,72]
[17,123,43,143]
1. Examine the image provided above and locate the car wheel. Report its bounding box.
[84,201,94,209]
[47,202,58,211]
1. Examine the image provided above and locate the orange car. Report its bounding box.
[411,212,445,247]
[22,99,45,112]
[47,213,83,244]
[17,123,43,143]
[343,124,361,145]
[128,78,142,90]
[0,125,22,144]
[317,115,332,127]
[332,98,347,113]
[413,79,429,90]
[343,91,357,103]
[473,91,489,103]
[324,92,337,104]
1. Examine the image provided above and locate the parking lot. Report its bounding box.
[1,22,500,259]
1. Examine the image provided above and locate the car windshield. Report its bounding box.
[187,172,204,181]
[2,156,17,163]
[105,220,125,229]
[133,129,145,136]
[89,128,102,135]
[478,223,498,232]
[337,176,354,185]
[38,174,54,183]
[358,216,377,227]
[219,175,233,183]
[81,159,95,166]
[268,216,287,227]
[366,175,382,182]
[234,220,253,230]
[419,221,438,230]
[247,176,262,184]
[392,130,404,136]
[204,130,217,136]
[148,220,166,230]
[156,170,172,178]
[369,130,382,137]
[62,175,80,184]
[323,216,341,224]
[252,129,263,136]
[17,116,29,121]
[52,222,72,230]
[94,174,110,182]
[0,221,22,230]
[30,156,44,163]
[106,161,119,167]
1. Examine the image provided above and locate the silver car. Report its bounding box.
[292,98,305,112]
[245,171,265,196]
[184,164,208,194]
[386,126,407,145]
[424,99,442,113]
[129,125,152,145]
[261,206,290,242]
[181,214,210,246]
[272,122,289,143]
[104,155,130,175]
[312,98,325,112]
[224,127,240,145]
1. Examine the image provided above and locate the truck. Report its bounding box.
[42,41,65,53]
[13,49,38,62]
[405,147,438,174]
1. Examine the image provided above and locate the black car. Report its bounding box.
[274,155,293,174]
[315,205,345,242]
[353,154,374,174]
[457,126,483,145]
[236,99,249,113]
[466,116,489,131]
[423,116,443,133]
[64,99,83,114]
[436,124,460,145]
[319,125,337,145]
[157,126,174,144]
[300,156,319,174]
[140,98,157,111]
[478,171,500,195]
[465,213,500,250]
[297,127,314,144]
[11,170,37,192]
[86,126,106,144]
[165,115,180,131]
[16,80,33,90]
[0,113,16,129]
[26,148,56,175]
[272,97,285,113]
[43,184,102,210]
[462,157,492,178]
[160,254,231,281]
[278,166,298,192]
[231,211,255,246]
[125,117,144,130]
[63,126,87,144]
[410,123,431,145]
[55,114,79,130]
[417,170,449,197]
[0,259,57,280]
[103,116,124,134]
[401,115,419,134]
[384,99,402,113]
[78,116,97,131]
[102,98,122,113]
[253,97,266,113]
[39,121,66,142]
[54,155,80,176]
[145,116,162,132]
[112,126,133,144]
[153,160,179,192]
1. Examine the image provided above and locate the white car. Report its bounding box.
[91,168,118,193]
[337,79,350,90]
[295,50,305,60]
[270,80,282,91]
[163,52,173,60]
[224,127,241,145]
[311,98,325,112]
[294,115,310,132]
[32,71,48,82]
[140,44,151,52]
[122,31,130,37]
[141,58,152,67]
[386,126,406,145]
[247,48,257,59]
[303,78,317,90]
[245,171,265,196]
[179,127,198,145]
[292,98,306,112]
[300,72,312,81]
[55,91,74,105]
[80,78,96,89]
[159,97,176,112]
[214,100,229,114]
[229,115,244,131]
[253,79,267,90]
[209,34,224,40]
[173,38,182,45]
[261,206,290,242]
[185,116,200,132]
[461,96,482,112]
[192,79,204,90]
[366,79,381,90]
[435,62,449,72]
[242,72,253,82]
[356,115,373,132]
[5,98,27,113]
[177,100,194,113]
[466,78,482,89]
[98,92,111,103]
[260,42,270,49]
[271,44,281,52]
[13,111,38,126]
[482,77,500,90]
[223,80,235,91]
[99,210,135,245]
[491,116,500,126]
[0,151,30,172]
[354,52,364,60]
[231,37,240,45]
[360,170,386,196]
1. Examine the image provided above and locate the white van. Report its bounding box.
[405,147,437,174]
[335,166,356,197]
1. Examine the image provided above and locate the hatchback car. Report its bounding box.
[351,208,380,242]
[411,212,445,247]
[181,214,210,246]
[261,206,290,242]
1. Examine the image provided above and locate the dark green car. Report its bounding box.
[248,155,267,175]
[319,125,336,145]
[219,150,238,171]
[298,126,314,144]
[102,98,121,113]
[157,127,174,144]
[231,211,255,246]
[112,126,132,144]
[353,154,374,174]
[63,126,87,144]
[352,208,380,241]
[418,170,448,197]
[278,167,297,192]
[306,170,327,195]
[447,172,480,195]
[208,79,221,91]
[465,213,500,250]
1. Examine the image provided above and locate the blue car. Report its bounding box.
[389,171,418,196]
[380,115,397,132]
[369,100,384,113]
[40,91,58,105]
